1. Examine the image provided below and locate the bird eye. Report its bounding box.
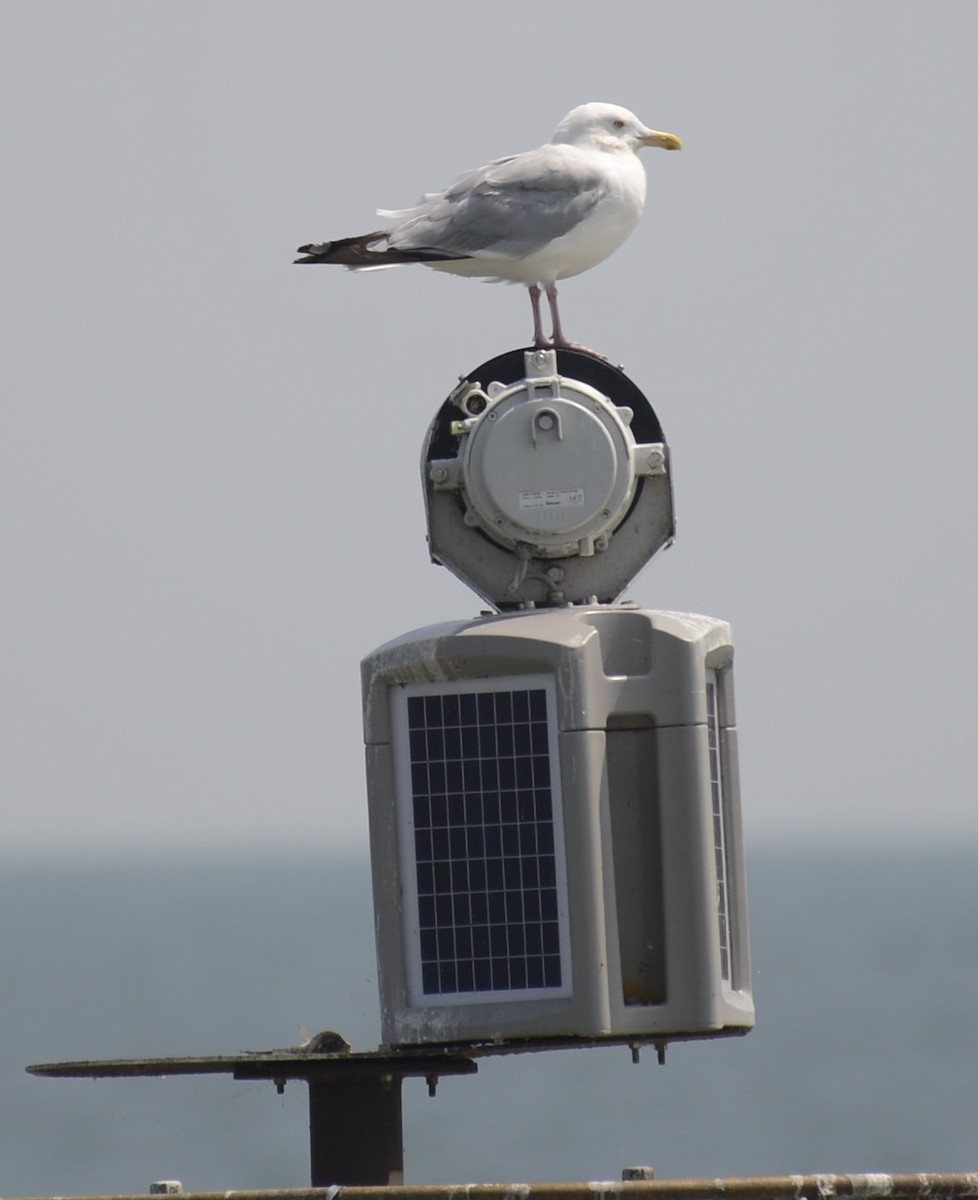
[612,119,625,129]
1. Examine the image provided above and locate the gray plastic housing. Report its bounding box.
[361,607,753,1050]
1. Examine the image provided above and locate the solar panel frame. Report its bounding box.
[391,674,573,1008]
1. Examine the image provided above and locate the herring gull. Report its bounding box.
[295,102,682,348]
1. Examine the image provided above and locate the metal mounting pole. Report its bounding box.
[27,1045,477,1187]
[308,1072,403,1186]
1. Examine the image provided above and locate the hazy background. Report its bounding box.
[2,0,977,1192]
[3,851,978,1194]
[3,2,977,856]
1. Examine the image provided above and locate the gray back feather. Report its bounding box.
[385,144,608,260]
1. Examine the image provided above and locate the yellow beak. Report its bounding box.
[642,130,683,151]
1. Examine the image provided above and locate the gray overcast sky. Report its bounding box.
[2,1,977,858]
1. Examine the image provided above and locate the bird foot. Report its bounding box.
[549,338,609,361]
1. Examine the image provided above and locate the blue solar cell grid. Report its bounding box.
[406,686,564,996]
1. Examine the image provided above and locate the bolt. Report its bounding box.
[430,466,448,484]
[537,414,554,431]
[647,448,664,470]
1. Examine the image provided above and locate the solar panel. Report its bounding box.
[393,676,571,1005]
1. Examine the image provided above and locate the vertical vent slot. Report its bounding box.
[606,718,666,1005]
[706,669,733,984]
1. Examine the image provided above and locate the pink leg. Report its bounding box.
[546,284,569,348]
[529,285,549,348]
[546,283,604,357]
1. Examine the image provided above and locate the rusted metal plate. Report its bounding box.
[27,1047,478,1082]
[26,1025,751,1083]
[7,1174,978,1200]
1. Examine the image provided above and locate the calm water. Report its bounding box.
[1,849,976,1194]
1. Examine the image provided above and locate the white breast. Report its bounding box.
[429,150,648,288]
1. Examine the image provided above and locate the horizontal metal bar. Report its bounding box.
[26,1052,478,1082]
[26,1027,749,1076]
[8,1174,978,1200]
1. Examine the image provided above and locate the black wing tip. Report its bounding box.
[294,241,329,264]
[291,232,465,268]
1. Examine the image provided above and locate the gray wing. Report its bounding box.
[384,144,609,260]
